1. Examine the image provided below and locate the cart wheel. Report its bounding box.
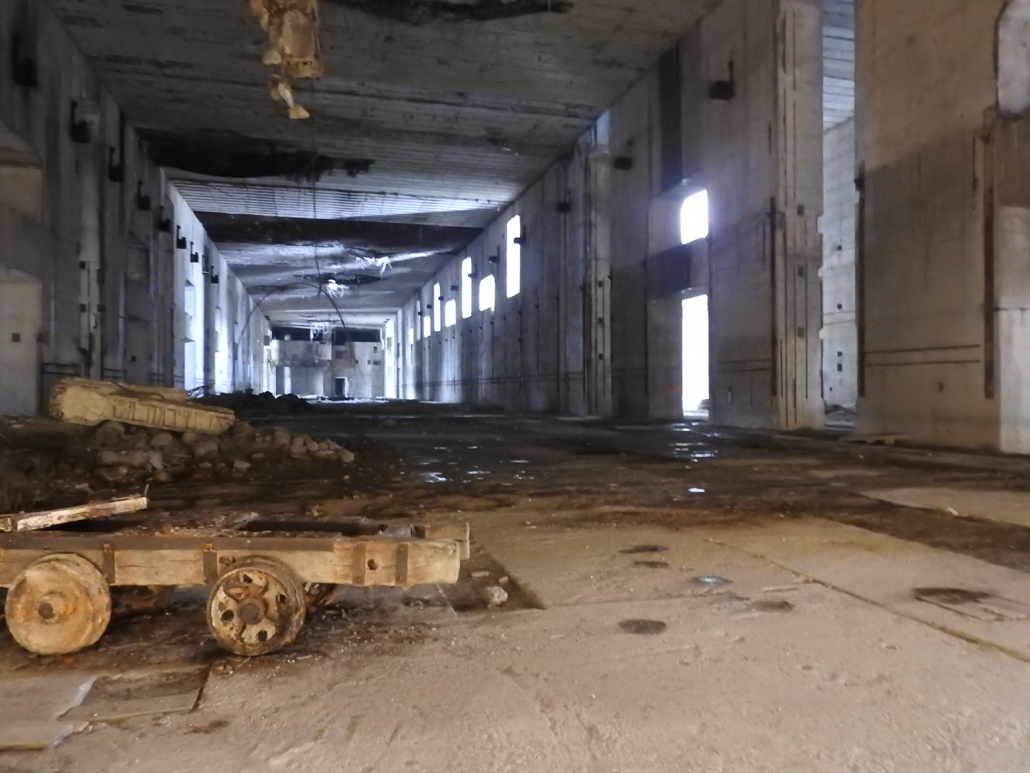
[5,554,112,656]
[206,558,306,657]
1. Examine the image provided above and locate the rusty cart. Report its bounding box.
[0,502,469,657]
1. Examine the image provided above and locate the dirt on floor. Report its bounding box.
[6,405,1030,770]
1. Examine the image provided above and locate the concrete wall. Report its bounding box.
[821,118,858,410]
[855,0,1020,449]
[330,342,385,400]
[0,0,267,412]
[402,0,823,428]
[271,340,385,399]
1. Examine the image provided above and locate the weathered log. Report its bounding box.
[0,496,149,533]
[49,378,235,435]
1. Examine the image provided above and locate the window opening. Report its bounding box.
[680,190,709,245]
[506,216,521,298]
[461,257,473,319]
[433,282,442,332]
[480,275,496,312]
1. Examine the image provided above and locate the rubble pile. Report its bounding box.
[87,420,355,485]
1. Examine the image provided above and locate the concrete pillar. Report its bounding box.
[855,0,1009,449]
[708,0,824,430]
[647,296,685,419]
[820,120,858,411]
[997,206,1030,453]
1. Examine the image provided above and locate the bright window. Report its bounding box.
[680,190,709,245]
[445,299,457,328]
[480,275,496,312]
[423,315,431,338]
[461,257,473,319]
[433,283,442,332]
[408,327,414,348]
[506,216,521,298]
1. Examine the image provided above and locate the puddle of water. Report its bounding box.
[670,443,720,461]
[694,575,731,588]
[619,619,667,635]
[510,460,531,465]
[687,488,706,494]
[422,472,449,484]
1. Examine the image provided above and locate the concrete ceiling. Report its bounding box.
[50,0,724,326]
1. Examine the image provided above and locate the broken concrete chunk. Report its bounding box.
[231,422,256,437]
[482,586,509,608]
[50,377,235,435]
[338,449,355,464]
[272,428,292,447]
[95,449,162,471]
[190,437,221,460]
[95,465,131,483]
[233,459,252,472]
[92,421,127,447]
[150,432,175,448]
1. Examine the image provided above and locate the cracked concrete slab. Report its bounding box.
[861,487,1030,529]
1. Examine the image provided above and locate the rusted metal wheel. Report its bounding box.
[4,554,112,656]
[206,558,305,656]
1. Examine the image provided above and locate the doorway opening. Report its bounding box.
[681,295,710,416]
[334,376,348,398]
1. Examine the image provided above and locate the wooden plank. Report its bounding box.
[0,496,149,533]
[425,522,471,561]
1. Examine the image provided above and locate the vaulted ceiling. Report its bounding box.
[51,0,851,328]
[49,0,723,326]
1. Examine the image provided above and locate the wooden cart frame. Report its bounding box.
[0,519,469,657]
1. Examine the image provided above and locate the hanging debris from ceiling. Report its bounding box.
[324,0,573,25]
[248,0,324,119]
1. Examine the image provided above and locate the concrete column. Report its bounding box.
[708,0,824,430]
[997,206,1030,453]
[647,296,685,419]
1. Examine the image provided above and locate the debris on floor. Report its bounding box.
[84,419,356,486]
[0,674,95,751]
[61,666,207,724]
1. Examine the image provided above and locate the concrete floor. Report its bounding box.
[4,408,1030,772]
